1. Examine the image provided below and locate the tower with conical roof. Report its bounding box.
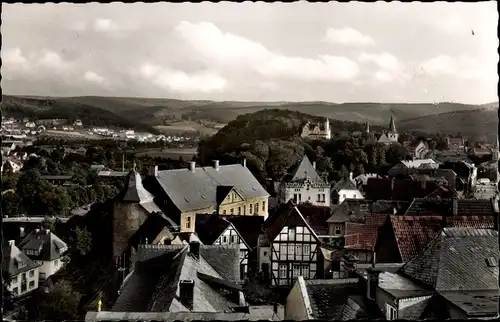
[387,115,399,143]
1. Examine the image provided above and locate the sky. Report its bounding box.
[2,2,498,104]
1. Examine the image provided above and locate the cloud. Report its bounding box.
[139,63,228,93]
[418,55,498,82]
[175,21,360,82]
[324,27,375,46]
[2,48,30,67]
[93,18,119,32]
[358,52,406,82]
[84,71,106,84]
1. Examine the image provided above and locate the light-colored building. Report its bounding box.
[146,160,270,233]
[330,173,364,205]
[300,118,331,140]
[403,140,430,160]
[18,228,68,281]
[278,155,331,207]
[2,240,41,297]
[377,116,399,145]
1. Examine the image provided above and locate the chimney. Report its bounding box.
[189,161,196,173]
[213,160,220,171]
[19,226,25,238]
[8,240,15,247]
[349,172,353,181]
[189,241,200,258]
[179,280,195,310]
[452,197,458,216]
[366,267,381,301]
[313,161,317,170]
[242,158,247,168]
[372,252,377,267]
[148,165,158,177]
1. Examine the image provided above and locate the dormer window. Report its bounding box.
[486,257,498,267]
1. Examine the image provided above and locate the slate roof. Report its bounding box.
[378,271,433,299]
[388,215,495,263]
[18,229,68,261]
[129,212,177,249]
[112,243,241,313]
[424,186,459,199]
[116,170,155,203]
[304,278,360,320]
[377,133,392,144]
[344,214,388,250]
[262,200,320,245]
[286,155,324,183]
[223,216,264,249]
[438,290,499,318]
[296,204,332,236]
[154,163,269,213]
[327,199,409,223]
[399,227,499,291]
[363,178,440,201]
[2,241,41,277]
[195,215,231,245]
[404,198,497,216]
[331,178,357,193]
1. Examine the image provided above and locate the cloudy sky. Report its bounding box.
[2,2,498,104]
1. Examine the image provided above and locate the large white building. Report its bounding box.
[278,155,331,207]
[2,240,41,297]
[300,118,331,140]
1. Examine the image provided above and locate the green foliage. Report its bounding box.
[75,227,93,256]
[28,279,82,320]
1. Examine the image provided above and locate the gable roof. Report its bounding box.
[377,133,392,143]
[194,215,232,245]
[363,178,441,201]
[344,214,388,250]
[116,171,155,203]
[112,243,241,313]
[296,204,332,236]
[327,199,409,223]
[129,212,177,249]
[388,215,495,263]
[263,200,320,245]
[286,155,324,183]
[154,164,269,213]
[221,215,264,249]
[2,241,41,276]
[331,178,357,193]
[398,227,499,291]
[404,198,497,216]
[303,278,361,320]
[18,229,68,261]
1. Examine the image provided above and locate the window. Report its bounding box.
[238,207,241,215]
[295,245,303,257]
[250,204,253,214]
[243,205,246,214]
[279,264,287,278]
[54,259,59,266]
[353,194,356,199]
[13,287,18,295]
[280,244,287,255]
[231,235,237,243]
[335,225,342,235]
[386,304,397,320]
[317,194,321,202]
[21,283,27,293]
[302,265,310,279]
[186,216,192,229]
[342,194,346,199]
[288,227,296,240]
[262,201,266,212]
[287,245,295,259]
[29,270,34,277]
[255,203,259,214]
[230,208,234,215]
[322,194,326,202]
[293,194,298,203]
[29,281,35,289]
[292,265,301,279]
[298,194,302,203]
[303,245,310,257]
[223,236,228,243]
[22,273,26,280]
[223,209,227,215]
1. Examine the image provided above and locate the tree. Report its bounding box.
[2,270,14,312]
[28,279,82,320]
[75,227,93,256]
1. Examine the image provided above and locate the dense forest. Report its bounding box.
[197,109,450,183]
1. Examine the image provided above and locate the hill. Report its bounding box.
[1,95,496,138]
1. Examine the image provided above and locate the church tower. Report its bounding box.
[324,117,331,140]
[387,115,399,143]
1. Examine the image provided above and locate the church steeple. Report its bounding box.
[388,115,397,133]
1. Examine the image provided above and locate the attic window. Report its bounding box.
[485,257,498,267]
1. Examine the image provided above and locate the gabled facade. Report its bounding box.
[300,118,331,140]
[404,140,430,160]
[18,228,68,281]
[2,240,41,297]
[260,201,323,287]
[279,155,331,207]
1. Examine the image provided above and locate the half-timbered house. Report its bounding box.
[195,214,264,281]
[260,200,323,287]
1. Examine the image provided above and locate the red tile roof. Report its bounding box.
[344,214,388,250]
[390,215,495,263]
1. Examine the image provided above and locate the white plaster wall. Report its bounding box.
[35,258,64,280]
[9,267,40,297]
[338,189,364,204]
[284,187,330,207]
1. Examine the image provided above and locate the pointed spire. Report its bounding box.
[389,115,397,133]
